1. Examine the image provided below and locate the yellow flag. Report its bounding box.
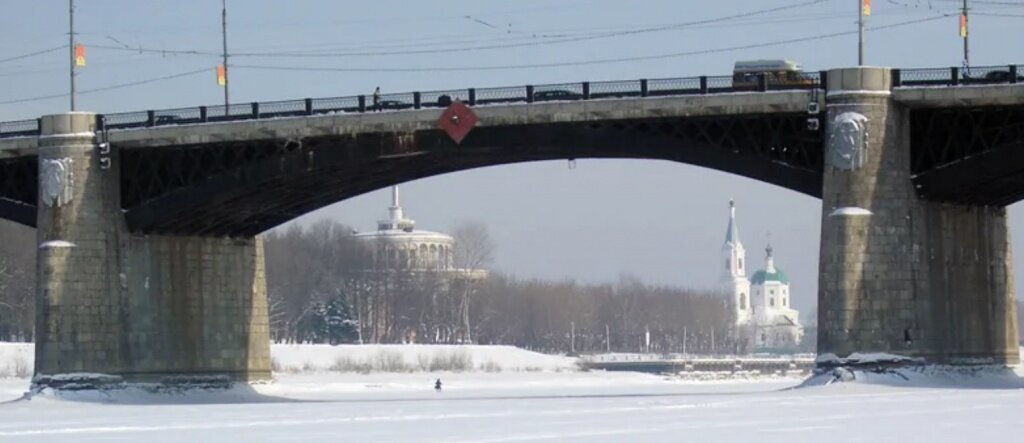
[959,14,967,38]
[74,44,85,67]
[216,64,226,86]
[863,0,871,16]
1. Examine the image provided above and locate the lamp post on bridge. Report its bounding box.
[858,0,869,66]
[68,0,76,111]
[222,0,230,112]
[961,0,970,75]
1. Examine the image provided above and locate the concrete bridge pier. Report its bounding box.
[34,113,271,387]
[818,67,1019,365]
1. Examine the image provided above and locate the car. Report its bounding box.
[981,70,1024,83]
[533,89,582,101]
[377,99,412,110]
[154,115,180,125]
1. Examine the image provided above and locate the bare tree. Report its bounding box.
[451,221,494,343]
[0,220,35,342]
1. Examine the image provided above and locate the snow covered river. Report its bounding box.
[1,370,1023,442]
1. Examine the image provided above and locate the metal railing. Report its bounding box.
[1,64,1019,139]
[892,64,1021,87]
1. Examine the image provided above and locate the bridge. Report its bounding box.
[0,64,1021,386]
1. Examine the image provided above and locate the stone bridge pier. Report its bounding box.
[34,113,270,386]
[819,67,1019,365]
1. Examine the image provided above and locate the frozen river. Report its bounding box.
[1,369,1023,442]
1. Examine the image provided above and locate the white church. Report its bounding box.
[720,200,803,351]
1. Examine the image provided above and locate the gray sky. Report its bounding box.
[2,0,1023,315]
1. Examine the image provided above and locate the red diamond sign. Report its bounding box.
[437,101,477,144]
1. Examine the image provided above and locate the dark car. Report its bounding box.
[154,115,180,125]
[981,70,1024,83]
[533,90,582,101]
[377,99,412,110]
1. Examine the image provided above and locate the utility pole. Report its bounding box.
[222,0,230,112]
[858,0,867,66]
[69,0,76,111]
[711,328,716,355]
[570,321,576,354]
[682,326,687,356]
[605,324,611,353]
[962,0,970,74]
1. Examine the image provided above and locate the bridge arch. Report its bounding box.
[120,112,822,237]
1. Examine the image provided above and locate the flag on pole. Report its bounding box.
[216,64,226,86]
[862,0,871,16]
[959,14,968,38]
[74,44,86,67]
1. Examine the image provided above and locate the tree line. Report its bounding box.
[264,219,748,354]
[3,219,1024,352]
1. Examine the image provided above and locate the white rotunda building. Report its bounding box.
[355,186,454,271]
[719,200,803,351]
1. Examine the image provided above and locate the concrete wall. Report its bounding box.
[34,112,271,384]
[120,235,271,381]
[916,203,1019,363]
[35,113,125,375]
[818,68,1019,364]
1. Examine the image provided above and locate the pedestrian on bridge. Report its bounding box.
[373,86,381,111]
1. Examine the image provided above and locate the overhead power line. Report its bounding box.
[85,0,837,60]
[974,11,1024,17]
[85,43,221,57]
[234,15,948,73]
[0,67,208,105]
[232,0,838,58]
[0,45,67,64]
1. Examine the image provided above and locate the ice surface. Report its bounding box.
[2,343,1023,442]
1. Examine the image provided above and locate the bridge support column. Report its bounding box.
[34,113,270,387]
[818,68,1019,365]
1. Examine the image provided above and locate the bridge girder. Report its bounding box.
[911,104,1024,206]
[120,113,823,236]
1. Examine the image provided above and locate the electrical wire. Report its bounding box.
[232,0,839,57]
[85,0,838,60]
[0,67,209,105]
[233,15,948,73]
[0,45,67,64]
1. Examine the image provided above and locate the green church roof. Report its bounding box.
[751,268,788,285]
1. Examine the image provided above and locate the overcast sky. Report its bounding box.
[2,0,1023,316]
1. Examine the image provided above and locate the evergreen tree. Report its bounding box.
[306,294,360,345]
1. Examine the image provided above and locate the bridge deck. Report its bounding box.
[0,91,819,155]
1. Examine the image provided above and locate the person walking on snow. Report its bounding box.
[434,378,442,392]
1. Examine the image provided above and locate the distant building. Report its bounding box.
[355,186,455,272]
[354,185,486,279]
[352,186,487,344]
[720,200,802,351]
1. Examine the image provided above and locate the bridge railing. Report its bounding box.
[895,64,1021,87]
[1,65,1019,139]
[0,119,40,137]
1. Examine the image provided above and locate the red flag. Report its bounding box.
[216,64,226,86]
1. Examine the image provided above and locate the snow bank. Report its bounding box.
[0,342,32,378]
[815,352,923,366]
[271,344,577,374]
[0,343,577,377]
[829,206,873,216]
[802,363,1024,389]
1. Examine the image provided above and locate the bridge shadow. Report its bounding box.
[0,382,296,406]
[796,365,1024,391]
[0,377,794,406]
